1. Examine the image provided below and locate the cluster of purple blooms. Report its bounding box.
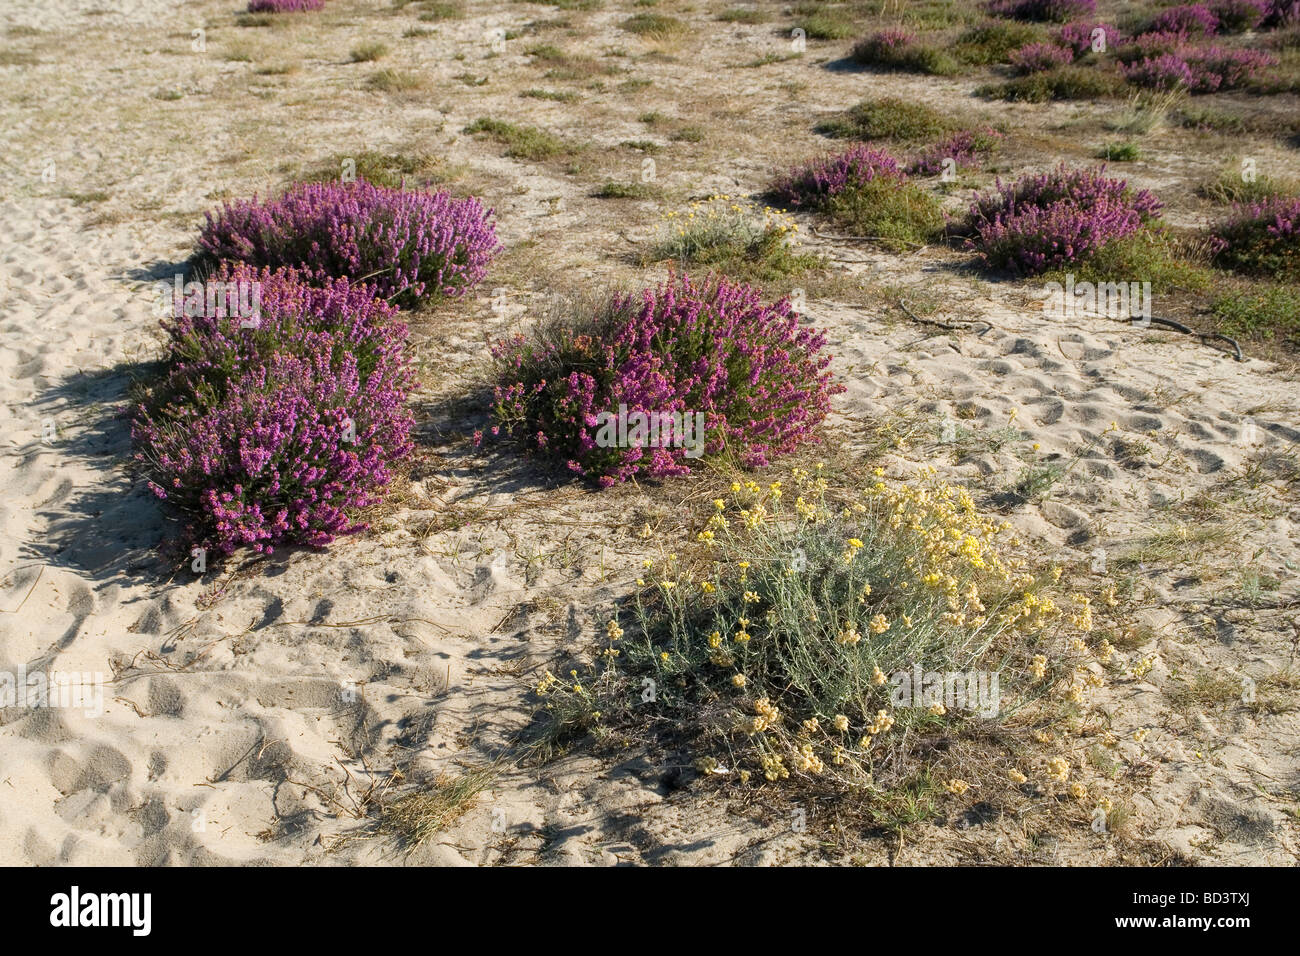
[485,274,842,486]
[1209,196,1300,278]
[769,144,903,207]
[1057,22,1123,57]
[966,164,1164,275]
[132,265,415,555]
[907,129,1005,176]
[985,0,1097,23]
[1121,42,1278,90]
[199,180,501,309]
[247,0,324,12]
[1151,4,1222,36]
[1008,41,1075,72]
[133,178,501,558]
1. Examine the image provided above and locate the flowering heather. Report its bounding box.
[985,0,1096,23]
[248,0,324,11]
[1210,0,1270,31]
[1123,45,1277,90]
[1009,41,1075,72]
[1209,196,1300,278]
[1058,22,1123,57]
[966,164,1163,275]
[132,264,415,555]
[770,145,902,207]
[1151,4,1221,35]
[486,274,842,486]
[1116,29,1191,61]
[198,180,500,309]
[1264,0,1300,26]
[1121,52,1198,88]
[906,128,1004,176]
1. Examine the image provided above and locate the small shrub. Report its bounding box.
[1210,0,1270,31]
[1115,29,1191,63]
[1096,141,1141,160]
[1121,52,1196,88]
[247,0,323,11]
[1211,283,1300,340]
[1151,4,1221,35]
[982,64,1127,100]
[907,128,1005,176]
[1058,22,1123,57]
[350,42,389,63]
[770,144,902,207]
[955,19,1045,63]
[535,473,1109,803]
[1123,46,1278,91]
[645,196,822,283]
[850,29,961,75]
[485,274,843,485]
[1197,166,1298,202]
[985,0,1096,23]
[366,69,426,92]
[965,163,1164,275]
[797,12,857,40]
[593,181,661,199]
[465,116,576,161]
[197,179,500,309]
[816,97,954,141]
[1009,41,1074,73]
[1264,0,1300,27]
[132,264,415,556]
[1209,196,1300,278]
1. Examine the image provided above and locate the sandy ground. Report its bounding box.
[1,0,1297,865]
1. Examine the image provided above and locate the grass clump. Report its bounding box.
[417,1,463,18]
[953,19,1045,64]
[377,768,494,852]
[1096,141,1141,161]
[350,41,389,63]
[644,195,824,284]
[816,97,954,142]
[464,117,577,161]
[621,13,688,39]
[796,10,857,40]
[534,471,1119,813]
[718,6,770,23]
[593,181,661,199]
[521,87,579,102]
[1197,166,1300,204]
[366,69,426,92]
[294,150,450,190]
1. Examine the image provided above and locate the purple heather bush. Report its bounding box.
[248,0,324,11]
[1009,41,1075,72]
[965,164,1164,275]
[1209,196,1300,278]
[1151,4,1221,35]
[1265,0,1300,26]
[1058,22,1123,56]
[198,180,500,309]
[985,0,1096,23]
[485,274,843,486]
[1210,0,1270,31]
[132,264,415,555]
[906,128,1005,176]
[769,144,902,207]
[1123,44,1278,89]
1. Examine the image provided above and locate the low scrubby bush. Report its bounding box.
[485,274,842,485]
[133,265,415,555]
[1150,4,1221,35]
[646,196,821,283]
[1122,44,1278,91]
[1058,22,1123,57]
[1210,0,1270,31]
[815,97,954,141]
[907,128,1005,176]
[986,0,1096,23]
[247,0,324,11]
[770,144,902,206]
[1009,41,1075,72]
[198,179,500,309]
[965,163,1164,275]
[850,29,961,74]
[1209,196,1300,278]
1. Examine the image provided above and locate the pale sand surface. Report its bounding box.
[1,0,1297,864]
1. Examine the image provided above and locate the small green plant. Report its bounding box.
[823,177,947,250]
[980,66,1127,102]
[1096,141,1140,161]
[593,181,661,199]
[719,6,769,23]
[816,97,954,142]
[366,69,426,92]
[644,195,822,283]
[1197,167,1299,204]
[418,1,464,20]
[1211,284,1300,343]
[521,87,579,102]
[350,41,389,63]
[953,19,1044,64]
[621,12,687,39]
[465,117,577,161]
